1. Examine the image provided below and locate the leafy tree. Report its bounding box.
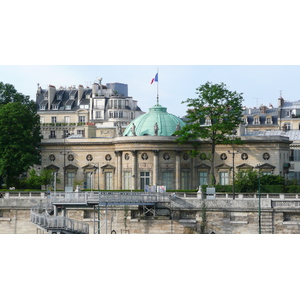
[0,83,41,187]
[176,82,244,185]
[25,168,60,189]
[235,169,259,193]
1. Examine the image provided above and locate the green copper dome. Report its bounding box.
[123,104,185,136]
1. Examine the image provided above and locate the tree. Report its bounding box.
[0,83,41,187]
[176,82,244,185]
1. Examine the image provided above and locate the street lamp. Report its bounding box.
[228,130,239,200]
[60,132,70,190]
[256,164,261,234]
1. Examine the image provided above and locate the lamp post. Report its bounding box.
[257,164,261,234]
[60,132,70,191]
[228,130,239,200]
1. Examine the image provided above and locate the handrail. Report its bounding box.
[50,191,171,204]
[30,204,89,234]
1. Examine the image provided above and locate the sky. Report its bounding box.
[1,65,300,118]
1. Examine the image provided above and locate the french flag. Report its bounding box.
[150,73,158,84]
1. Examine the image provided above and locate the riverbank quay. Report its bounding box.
[1,192,300,233]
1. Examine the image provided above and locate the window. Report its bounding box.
[140,172,150,190]
[64,116,70,123]
[199,172,208,186]
[219,172,229,185]
[77,130,84,137]
[49,131,56,139]
[253,117,260,124]
[124,171,132,190]
[51,116,57,123]
[85,172,93,189]
[162,171,174,189]
[95,111,101,119]
[79,116,85,123]
[181,171,191,189]
[105,172,113,190]
[66,172,75,187]
[266,117,272,124]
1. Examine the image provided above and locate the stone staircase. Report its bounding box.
[261,212,273,234]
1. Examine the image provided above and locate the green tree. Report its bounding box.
[235,169,259,193]
[0,83,41,187]
[176,82,244,185]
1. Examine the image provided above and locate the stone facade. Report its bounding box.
[2,194,300,234]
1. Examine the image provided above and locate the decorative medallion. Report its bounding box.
[124,153,130,160]
[86,154,93,161]
[105,154,112,161]
[220,153,227,160]
[241,153,248,160]
[49,154,55,161]
[141,153,148,160]
[183,153,189,160]
[163,153,170,160]
[263,152,270,160]
[68,154,74,161]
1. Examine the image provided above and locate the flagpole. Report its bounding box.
[157,68,159,105]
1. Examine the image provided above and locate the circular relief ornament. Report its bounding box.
[86,154,93,161]
[124,153,130,160]
[68,154,74,161]
[105,154,112,161]
[241,153,248,160]
[263,152,270,160]
[141,153,148,160]
[220,153,227,160]
[183,153,189,160]
[49,154,55,161]
[163,153,170,160]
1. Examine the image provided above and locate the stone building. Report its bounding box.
[36,79,292,191]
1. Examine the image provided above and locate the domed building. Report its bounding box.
[123,104,185,137]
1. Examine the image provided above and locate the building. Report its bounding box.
[36,80,292,191]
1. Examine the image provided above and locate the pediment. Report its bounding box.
[44,164,59,171]
[101,164,116,173]
[194,163,211,170]
[215,163,231,170]
[236,163,254,170]
[256,163,275,170]
[64,164,78,170]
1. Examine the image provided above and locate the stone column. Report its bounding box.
[152,150,159,186]
[131,150,137,190]
[115,151,123,190]
[175,150,181,190]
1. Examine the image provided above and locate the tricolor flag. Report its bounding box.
[150,73,158,84]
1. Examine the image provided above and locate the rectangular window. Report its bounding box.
[140,172,150,190]
[181,172,191,190]
[114,111,118,118]
[219,172,229,185]
[64,116,70,123]
[77,130,84,137]
[95,111,101,119]
[124,171,132,190]
[162,171,174,190]
[79,116,85,123]
[254,118,259,124]
[85,172,92,189]
[105,172,113,190]
[50,131,56,139]
[67,172,75,187]
[51,116,57,123]
[109,111,114,118]
[199,172,208,186]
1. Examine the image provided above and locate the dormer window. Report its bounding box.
[253,117,260,124]
[52,105,59,110]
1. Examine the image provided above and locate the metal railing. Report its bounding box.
[30,204,89,234]
[50,191,172,205]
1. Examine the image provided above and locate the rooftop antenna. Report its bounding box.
[254,98,260,107]
[280,90,283,98]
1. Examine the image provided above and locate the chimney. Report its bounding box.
[78,85,84,105]
[92,83,99,97]
[48,85,56,109]
[278,97,284,107]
